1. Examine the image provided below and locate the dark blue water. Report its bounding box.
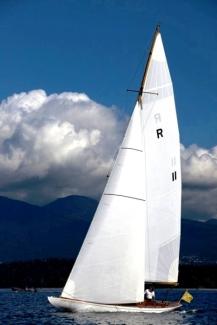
[0,289,216,324]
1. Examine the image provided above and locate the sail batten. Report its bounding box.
[104,193,146,202]
[120,147,143,152]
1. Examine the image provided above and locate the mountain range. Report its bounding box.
[0,195,216,263]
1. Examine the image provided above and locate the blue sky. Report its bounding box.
[0,0,217,219]
[0,0,216,147]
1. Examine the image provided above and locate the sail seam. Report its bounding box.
[104,193,146,202]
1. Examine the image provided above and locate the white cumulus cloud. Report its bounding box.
[0,90,125,204]
[181,144,217,220]
[0,89,216,221]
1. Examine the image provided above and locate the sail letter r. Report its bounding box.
[156,128,163,138]
[154,113,161,123]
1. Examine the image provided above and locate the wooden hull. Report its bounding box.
[48,296,181,313]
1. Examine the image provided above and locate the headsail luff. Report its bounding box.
[61,102,146,304]
[140,29,181,284]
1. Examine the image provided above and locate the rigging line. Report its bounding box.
[126,41,152,91]
[126,29,157,111]
[106,149,119,178]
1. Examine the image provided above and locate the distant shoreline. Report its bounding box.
[0,259,216,289]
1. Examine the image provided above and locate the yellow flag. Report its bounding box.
[181,290,193,303]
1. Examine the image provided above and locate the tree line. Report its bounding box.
[0,259,216,288]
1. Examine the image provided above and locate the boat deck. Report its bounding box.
[120,300,179,308]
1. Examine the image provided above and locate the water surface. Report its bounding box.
[0,288,216,324]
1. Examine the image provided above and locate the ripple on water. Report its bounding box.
[0,289,217,325]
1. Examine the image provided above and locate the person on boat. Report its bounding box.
[144,287,155,301]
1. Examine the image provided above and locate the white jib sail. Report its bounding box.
[62,102,146,304]
[141,33,181,283]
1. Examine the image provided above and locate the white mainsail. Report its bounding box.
[60,27,181,305]
[141,33,181,283]
[62,102,147,304]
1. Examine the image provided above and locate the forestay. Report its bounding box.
[141,33,181,283]
[61,102,147,304]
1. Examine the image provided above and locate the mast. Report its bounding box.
[138,25,160,103]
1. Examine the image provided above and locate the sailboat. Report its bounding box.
[48,25,182,313]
